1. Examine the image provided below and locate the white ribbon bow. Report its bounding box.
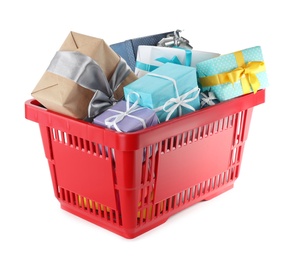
[149,73,200,121]
[200,91,217,107]
[104,92,146,132]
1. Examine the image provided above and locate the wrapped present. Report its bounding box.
[31,31,138,120]
[200,90,220,108]
[123,63,201,123]
[93,92,159,132]
[135,45,220,77]
[196,46,268,101]
[110,31,174,72]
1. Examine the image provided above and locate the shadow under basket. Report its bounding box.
[25,89,265,239]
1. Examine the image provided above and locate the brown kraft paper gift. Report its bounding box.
[31,31,138,120]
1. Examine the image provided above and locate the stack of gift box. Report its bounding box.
[31,30,269,133]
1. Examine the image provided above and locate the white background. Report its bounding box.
[1,0,295,259]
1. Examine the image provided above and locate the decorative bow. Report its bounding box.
[149,73,200,121]
[104,92,146,132]
[155,55,181,65]
[157,29,193,50]
[162,86,200,121]
[226,61,265,94]
[200,91,218,107]
[199,50,266,94]
[136,55,182,73]
[136,48,192,73]
[47,51,131,119]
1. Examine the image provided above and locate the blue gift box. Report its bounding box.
[92,93,159,132]
[196,46,268,101]
[123,63,200,122]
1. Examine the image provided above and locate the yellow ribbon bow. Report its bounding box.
[226,61,265,94]
[199,51,265,94]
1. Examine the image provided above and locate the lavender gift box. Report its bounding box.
[93,94,159,132]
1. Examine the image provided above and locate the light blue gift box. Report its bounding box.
[123,63,200,122]
[196,46,268,101]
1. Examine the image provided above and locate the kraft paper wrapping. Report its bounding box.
[31,31,138,119]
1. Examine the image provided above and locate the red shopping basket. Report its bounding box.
[25,89,265,238]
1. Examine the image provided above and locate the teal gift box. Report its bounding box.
[196,46,268,101]
[123,63,200,122]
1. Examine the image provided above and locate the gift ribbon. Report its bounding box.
[148,73,200,121]
[47,51,132,119]
[104,92,146,132]
[135,48,192,73]
[200,91,218,107]
[172,47,192,66]
[155,55,182,65]
[135,55,181,73]
[135,62,159,73]
[199,51,265,94]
